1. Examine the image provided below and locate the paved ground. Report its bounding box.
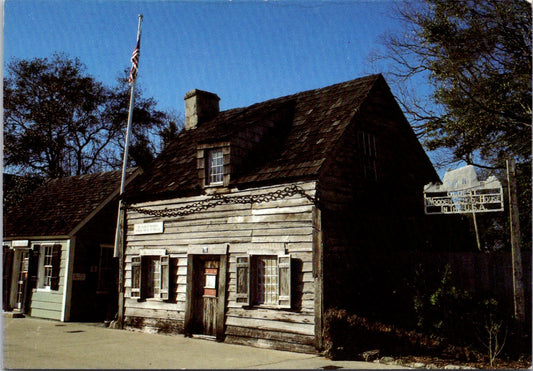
[2,316,406,369]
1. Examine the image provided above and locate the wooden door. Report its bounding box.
[185,254,227,341]
[197,258,219,336]
[25,249,39,314]
[15,250,30,311]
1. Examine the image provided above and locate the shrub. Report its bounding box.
[410,263,478,345]
[322,308,446,360]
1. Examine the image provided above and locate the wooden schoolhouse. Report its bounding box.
[3,169,138,321]
[120,74,451,352]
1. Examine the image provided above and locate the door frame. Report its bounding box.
[184,252,228,341]
[3,245,14,311]
[9,247,36,313]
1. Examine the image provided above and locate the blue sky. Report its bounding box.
[5,0,451,174]
[5,0,399,114]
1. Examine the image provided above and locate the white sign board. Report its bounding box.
[134,221,164,235]
[424,165,504,215]
[12,240,29,247]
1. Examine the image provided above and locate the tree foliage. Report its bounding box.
[374,0,532,250]
[4,53,180,178]
[3,174,43,216]
[377,0,531,169]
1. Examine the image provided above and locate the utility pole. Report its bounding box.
[506,158,525,325]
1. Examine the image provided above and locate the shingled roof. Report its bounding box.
[126,74,385,201]
[3,169,137,238]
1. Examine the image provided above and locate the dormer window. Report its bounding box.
[207,148,224,185]
[197,142,230,188]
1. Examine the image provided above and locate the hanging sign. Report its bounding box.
[424,165,504,215]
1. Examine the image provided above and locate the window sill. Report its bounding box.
[244,304,287,310]
[204,182,224,188]
[133,297,168,302]
[36,288,52,292]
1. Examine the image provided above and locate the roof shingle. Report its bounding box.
[4,169,135,238]
[126,74,382,201]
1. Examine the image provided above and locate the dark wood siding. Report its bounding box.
[69,200,119,321]
[317,81,465,317]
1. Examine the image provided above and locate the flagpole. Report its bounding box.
[114,14,143,258]
[114,14,143,329]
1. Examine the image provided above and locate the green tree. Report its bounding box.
[378,0,531,167]
[374,0,531,249]
[4,53,178,178]
[3,174,43,215]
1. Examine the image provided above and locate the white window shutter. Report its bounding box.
[236,256,250,306]
[131,256,141,298]
[160,255,169,300]
[278,255,291,308]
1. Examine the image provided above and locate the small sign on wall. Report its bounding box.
[73,273,86,281]
[134,221,164,235]
[12,240,29,247]
[204,268,218,297]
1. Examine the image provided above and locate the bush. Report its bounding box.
[410,263,477,345]
[409,263,523,358]
[323,308,447,360]
[322,264,528,362]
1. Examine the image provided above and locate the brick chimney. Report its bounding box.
[184,89,220,130]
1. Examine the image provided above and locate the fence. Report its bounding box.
[347,250,532,323]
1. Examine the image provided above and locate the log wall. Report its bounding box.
[124,181,317,353]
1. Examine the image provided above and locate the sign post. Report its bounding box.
[424,163,525,325]
[506,159,525,324]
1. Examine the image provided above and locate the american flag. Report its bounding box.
[128,35,141,84]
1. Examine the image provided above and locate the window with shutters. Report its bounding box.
[198,143,230,188]
[235,254,291,308]
[129,255,169,300]
[37,244,61,291]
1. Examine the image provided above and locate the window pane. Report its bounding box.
[149,257,160,298]
[207,149,224,184]
[43,245,53,288]
[255,256,278,305]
